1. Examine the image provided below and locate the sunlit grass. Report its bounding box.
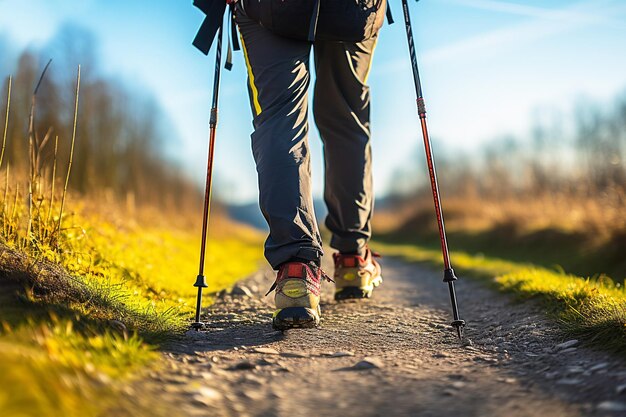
[0,64,265,416]
[374,242,626,353]
[0,197,264,416]
[0,321,156,417]
[30,211,264,337]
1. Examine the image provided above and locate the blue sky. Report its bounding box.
[1,0,626,203]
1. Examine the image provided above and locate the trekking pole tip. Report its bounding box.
[451,319,465,340]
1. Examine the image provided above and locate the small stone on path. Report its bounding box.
[480,357,499,364]
[566,366,585,374]
[555,340,579,350]
[351,357,384,370]
[252,347,280,355]
[556,378,582,385]
[196,387,223,401]
[242,390,264,401]
[193,387,222,405]
[616,383,626,395]
[589,363,609,372]
[597,401,626,412]
[231,285,253,297]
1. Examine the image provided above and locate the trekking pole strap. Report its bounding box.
[225,4,240,70]
[193,0,227,55]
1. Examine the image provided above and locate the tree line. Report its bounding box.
[1,26,201,213]
[388,91,626,202]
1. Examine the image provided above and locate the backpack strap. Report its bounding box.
[225,3,240,70]
[192,0,227,55]
[231,4,240,51]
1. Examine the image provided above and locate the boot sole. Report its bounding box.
[335,276,383,301]
[272,307,320,331]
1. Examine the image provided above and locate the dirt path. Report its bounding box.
[122,256,626,417]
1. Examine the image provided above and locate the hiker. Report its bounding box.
[234,1,387,330]
[191,0,465,336]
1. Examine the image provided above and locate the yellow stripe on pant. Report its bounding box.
[239,34,262,116]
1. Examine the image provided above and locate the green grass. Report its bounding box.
[383,227,625,284]
[373,242,626,354]
[0,74,265,416]
[0,205,265,416]
[0,322,156,417]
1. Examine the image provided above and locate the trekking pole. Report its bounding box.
[191,23,225,330]
[401,0,466,339]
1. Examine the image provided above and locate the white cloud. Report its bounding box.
[424,0,626,64]
[441,0,593,19]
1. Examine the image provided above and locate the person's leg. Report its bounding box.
[236,8,323,269]
[313,37,378,256]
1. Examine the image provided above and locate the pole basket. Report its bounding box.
[194,274,209,288]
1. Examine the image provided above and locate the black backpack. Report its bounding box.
[193,0,393,56]
[241,0,389,42]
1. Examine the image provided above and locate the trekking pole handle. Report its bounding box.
[211,25,224,112]
[402,0,424,100]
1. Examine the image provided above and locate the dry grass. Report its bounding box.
[375,190,626,281]
[377,190,625,239]
[0,197,264,417]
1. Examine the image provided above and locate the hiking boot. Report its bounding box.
[333,249,383,301]
[267,261,332,331]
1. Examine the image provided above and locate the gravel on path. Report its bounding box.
[118,257,626,417]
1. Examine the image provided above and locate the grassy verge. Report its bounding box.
[375,196,626,282]
[0,206,264,417]
[0,66,265,416]
[373,242,626,354]
[0,323,156,417]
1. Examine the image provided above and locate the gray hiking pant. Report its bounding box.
[236,6,377,269]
